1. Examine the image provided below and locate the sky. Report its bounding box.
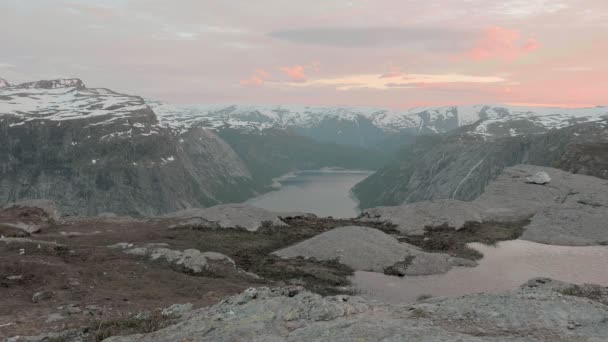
[0,0,606,108]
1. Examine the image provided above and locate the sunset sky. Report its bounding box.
[0,0,606,108]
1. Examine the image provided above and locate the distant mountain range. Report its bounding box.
[150,102,608,147]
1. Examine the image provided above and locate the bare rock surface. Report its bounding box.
[359,165,608,246]
[164,204,287,231]
[360,199,484,235]
[521,204,608,246]
[273,226,462,275]
[109,242,258,278]
[104,279,608,342]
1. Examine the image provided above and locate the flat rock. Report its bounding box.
[359,199,484,235]
[164,204,287,231]
[522,204,608,246]
[477,164,608,222]
[273,226,455,275]
[104,279,608,342]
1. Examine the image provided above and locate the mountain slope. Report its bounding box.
[353,119,608,208]
[0,79,256,216]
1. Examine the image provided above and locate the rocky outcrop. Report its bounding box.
[108,242,258,278]
[358,165,608,246]
[104,279,608,341]
[164,204,288,231]
[360,200,484,235]
[0,78,257,216]
[0,200,60,234]
[353,120,608,209]
[273,226,467,276]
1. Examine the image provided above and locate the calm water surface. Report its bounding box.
[247,169,372,218]
[353,240,608,303]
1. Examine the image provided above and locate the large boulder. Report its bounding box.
[104,279,608,342]
[164,204,287,231]
[273,226,463,276]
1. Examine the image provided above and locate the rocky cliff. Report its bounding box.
[0,78,255,216]
[354,119,608,208]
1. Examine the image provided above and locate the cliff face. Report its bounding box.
[0,79,255,216]
[353,120,608,209]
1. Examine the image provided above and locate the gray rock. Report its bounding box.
[104,279,608,342]
[165,204,288,231]
[161,303,193,318]
[522,204,608,246]
[359,199,484,234]
[359,165,608,246]
[116,243,256,278]
[526,171,551,184]
[273,226,454,275]
[32,290,54,303]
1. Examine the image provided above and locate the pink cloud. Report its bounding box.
[280,65,307,82]
[467,27,540,62]
[240,69,271,87]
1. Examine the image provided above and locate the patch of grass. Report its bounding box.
[400,219,530,260]
[163,217,393,295]
[558,285,608,305]
[409,308,431,319]
[89,310,177,341]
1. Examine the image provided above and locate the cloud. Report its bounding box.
[467,27,540,61]
[269,26,472,50]
[276,73,506,91]
[240,69,271,87]
[379,70,404,78]
[280,65,307,82]
[64,2,119,19]
[0,63,15,68]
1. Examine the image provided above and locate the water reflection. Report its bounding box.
[247,169,373,218]
[353,240,608,304]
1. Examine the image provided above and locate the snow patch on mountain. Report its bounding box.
[149,102,608,138]
[0,81,150,123]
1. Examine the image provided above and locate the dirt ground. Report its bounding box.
[0,210,392,340]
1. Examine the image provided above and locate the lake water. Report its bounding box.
[353,240,608,304]
[247,169,373,218]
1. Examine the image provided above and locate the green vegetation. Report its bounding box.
[89,310,178,341]
[401,219,529,260]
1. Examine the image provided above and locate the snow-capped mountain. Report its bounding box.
[150,102,608,143]
[1,78,151,124]
[0,78,255,216]
[0,78,9,88]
